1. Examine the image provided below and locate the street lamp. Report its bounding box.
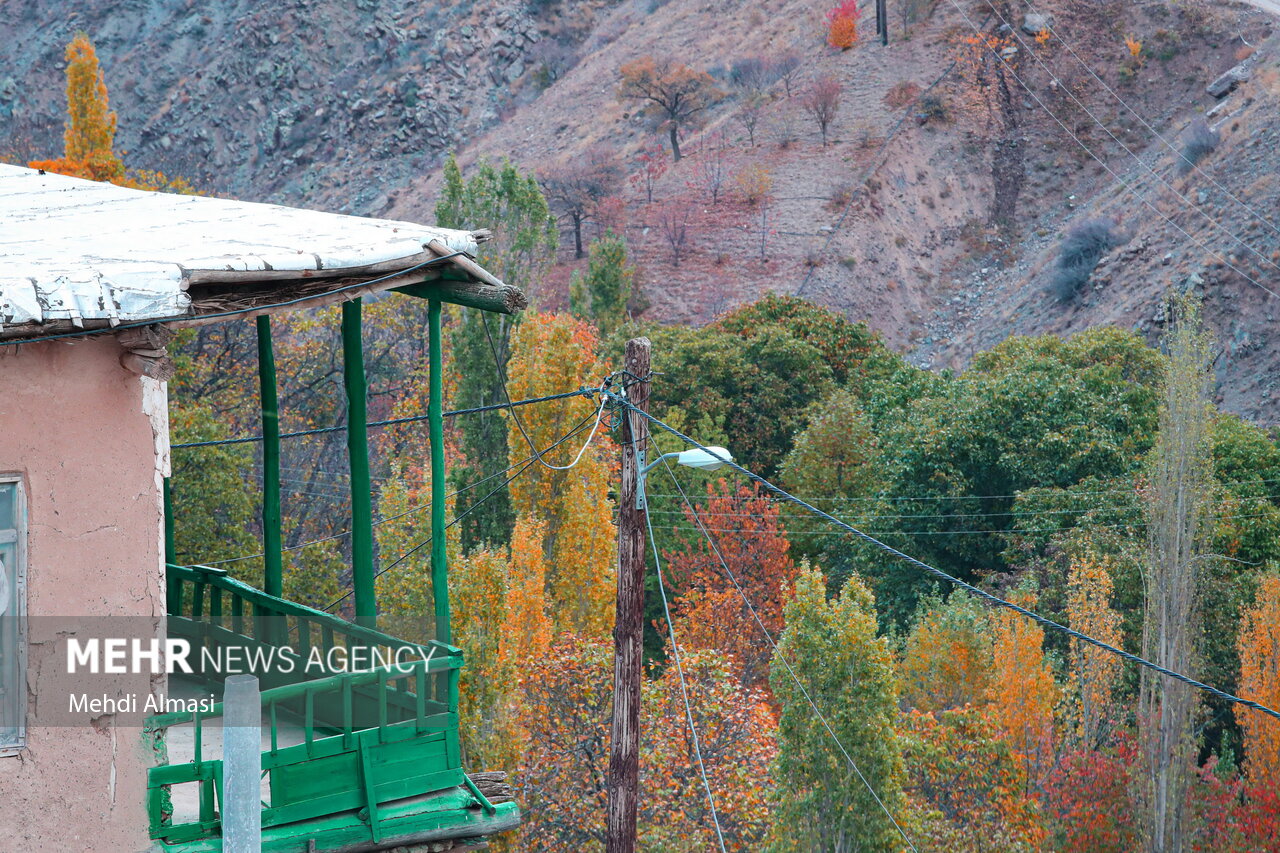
[636,446,734,509]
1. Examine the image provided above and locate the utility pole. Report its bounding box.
[606,337,651,853]
[877,0,888,45]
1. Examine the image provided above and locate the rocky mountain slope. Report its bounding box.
[2,0,1277,423]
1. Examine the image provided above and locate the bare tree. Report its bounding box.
[1138,294,1213,853]
[541,146,622,259]
[656,199,693,267]
[690,130,729,204]
[773,51,802,98]
[802,75,843,147]
[737,94,766,147]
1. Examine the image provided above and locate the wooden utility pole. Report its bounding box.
[876,0,888,45]
[606,337,651,853]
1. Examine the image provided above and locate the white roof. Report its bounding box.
[0,165,482,334]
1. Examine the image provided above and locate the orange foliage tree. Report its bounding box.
[825,0,861,49]
[1238,574,1280,789]
[666,481,799,691]
[505,312,616,638]
[901,706,1048,851]
[986,588,1057,784]
[899,593,992,713]
[617,57,722,161]
[515,635,776,850]
[1066,552,1123,747]
[31,33,194,192]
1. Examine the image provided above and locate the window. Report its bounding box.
[0,479,24,754]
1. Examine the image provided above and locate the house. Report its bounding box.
[0,164,524,851]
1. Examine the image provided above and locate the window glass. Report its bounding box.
[0,481,22,752]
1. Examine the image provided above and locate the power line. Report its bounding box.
[941,0,1280,302]
[605,390,1280,723]
[480,311,609,471]
[658,457,921,852]
[178,412,600,567]
[172,388,595,449]
[638,440,728,853]
[0,252,467,348]
[979,0,1280,278]
[1014,0,1280,243]
[320,409,603,613]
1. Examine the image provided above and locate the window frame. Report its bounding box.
[0,476,26,757]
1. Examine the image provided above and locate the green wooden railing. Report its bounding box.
[149,564,472,847]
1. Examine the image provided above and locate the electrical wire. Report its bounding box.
[480,311,609,471]
[978,0,1280,278]
[606,390,1280,723]
[320,409,602,613]
[179,409,601,568]
[940,0,1280,302]
[0,252,467,348]
[659,456,921,853]
[1014,0,1280,243]
[638,439,728,853]
[172,388,595,449]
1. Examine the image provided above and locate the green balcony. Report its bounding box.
[144,566,518,852]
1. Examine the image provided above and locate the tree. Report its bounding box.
[1139,295,1214,853]
[688,130,729,204]
[826,0,862,49]
[768,567,906,851]
[737,93,766,147]
[666,481,800,691]
[30,33,193,192]
[902,706,1048,851]
[1066,552,1124,747]
[802,75,843,146]
[629,141,668,204]
[618,57,723,162]
[505,313,616,637]
[541,145,622,259]
[899,593,992,713]
[656,198,693,267]
[986,587,1057,784]
[1238,574,1280,790]
[568,232,634,338]
[435,154,558,553]
[1045,738,1139,853]
[951,26,1025,230]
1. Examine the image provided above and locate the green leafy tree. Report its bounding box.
[568,232,634,338]
[434,154,558,552]
[768,567,906,851]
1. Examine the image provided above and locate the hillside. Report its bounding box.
[2,0,1277,421]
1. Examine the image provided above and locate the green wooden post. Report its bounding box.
[343,299,377,628]
[257,316,284,600]
[429,300,450,644]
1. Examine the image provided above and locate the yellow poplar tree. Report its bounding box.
[1066,553,1123,747]
[505,312,616,637]
[986,589,1058,784]
[1238,574,1280,788]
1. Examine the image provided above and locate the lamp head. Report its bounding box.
[675,446,733,471]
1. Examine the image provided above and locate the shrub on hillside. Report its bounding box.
[1178,118,1219,175]
[1047,218,1129,302]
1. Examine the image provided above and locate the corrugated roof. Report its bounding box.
[0,165,486,336]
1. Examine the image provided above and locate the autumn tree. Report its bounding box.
[825,0,861,49]
[768,567,906,851]
[568,232,634,338]
[618,57,723,161]
[666,481,800,691]
[1066,552,1124,747]
[505,313,615,637]
[1044,738,1139,853]
[986,587,1057,785]
[1138,295,1214,853]
[541,145,622,259]
[802,75,843,146]
[435,154,557,553]
[902,706,1048,851]
[1238,574,1280,790]
[629,141,668,203]
[899,592,992,713]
